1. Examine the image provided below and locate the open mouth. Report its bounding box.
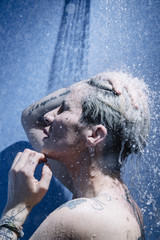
[43,129,49,137]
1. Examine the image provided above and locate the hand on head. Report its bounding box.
[108,78,139,109]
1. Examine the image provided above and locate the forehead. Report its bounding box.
[65,83,90,105]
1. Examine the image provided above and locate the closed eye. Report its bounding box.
[58,101,70,114]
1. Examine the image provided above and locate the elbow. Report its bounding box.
[21,108,30,130]
[21,109,26,129]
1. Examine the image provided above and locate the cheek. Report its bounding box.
[50,113,81,141]
[50,121,68,140]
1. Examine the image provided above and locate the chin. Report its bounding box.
[41,147,63,161]
[41,147,52,158]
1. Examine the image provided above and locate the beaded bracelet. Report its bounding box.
[0,219,24,238]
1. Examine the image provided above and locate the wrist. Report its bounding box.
[2,204,32,227]
[0,219,24,238]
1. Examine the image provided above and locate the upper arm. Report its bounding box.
[29,210,69,240]
[29,206,80,240]
[21,88,69,152]
[21,81,89,151]
[29,199,92,240]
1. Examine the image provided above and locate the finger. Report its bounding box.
[14,149,37,170]
[108,79,122,95]
[131,97,139,109]
[24,152,47,175]
[125,86,139,109]
[38,164,52,192]
[11,152,22,169]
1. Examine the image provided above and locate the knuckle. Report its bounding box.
[16,152,22,157]
[24,148,31,154]
[24,149,37,158]
[24,149,44,159]
[39,152,45,157]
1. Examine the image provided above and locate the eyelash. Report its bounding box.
[58,103,69,114]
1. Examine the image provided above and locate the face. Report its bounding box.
[41,84,89,161]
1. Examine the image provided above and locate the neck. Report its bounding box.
[65,153,123,199]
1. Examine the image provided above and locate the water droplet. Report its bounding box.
[66,3,76,14]
[91,234,96,239]
[157,221,160,227]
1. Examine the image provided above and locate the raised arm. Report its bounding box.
[21,87,70,151]
[21,87,74,191]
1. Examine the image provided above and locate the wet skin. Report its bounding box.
[41,84,89,162]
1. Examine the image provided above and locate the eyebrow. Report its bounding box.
[61,100,70,109]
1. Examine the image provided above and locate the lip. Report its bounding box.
[43,128,49,137]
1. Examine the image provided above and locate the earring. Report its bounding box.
[88,147,95,158]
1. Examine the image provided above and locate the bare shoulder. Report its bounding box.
[30,197,107,240]
[29,198,91,240]
[30,197,142,240]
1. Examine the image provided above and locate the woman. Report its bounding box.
[0,72,150,239]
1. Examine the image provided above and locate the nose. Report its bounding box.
[43,109,56,126]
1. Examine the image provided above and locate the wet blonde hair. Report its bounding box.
[80,71,150,163]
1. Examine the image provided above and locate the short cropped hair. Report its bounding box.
[79,72,150,163]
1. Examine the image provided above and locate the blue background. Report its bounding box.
[0,0,159,239]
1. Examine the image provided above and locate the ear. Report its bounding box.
[86,125,107,147]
